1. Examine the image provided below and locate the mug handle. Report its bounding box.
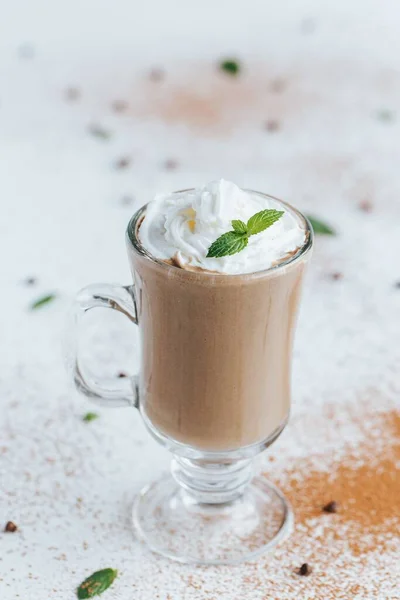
[66,283,139,408]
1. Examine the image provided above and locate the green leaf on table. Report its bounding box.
[220,59,240,76]
[88,124,112,140]
[247,209,284,236]
[207,231,248,258]
[82,412,99,423]
[306,215,336,235]
[77,568,118,599]
[375,109,395,123]
[30,294,56,310]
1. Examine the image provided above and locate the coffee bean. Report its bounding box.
[323,500,339,513]
[298,563,311,576]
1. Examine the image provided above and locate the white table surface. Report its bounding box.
[1,1,400,598]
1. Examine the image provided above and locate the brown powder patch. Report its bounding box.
[277,409,400,556]
[129,66,301,133]
[176,403,400,598]
[133,77,259,131]
[126,59,400,134]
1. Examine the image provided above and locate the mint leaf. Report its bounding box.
[30,294,56,310]
[247,209,284,235]
[77,568,118,599]
[82,412,99,423]
[88,124,112,140]
[207,231,248,258]
[220,59,240,76]
[231,219,247,234]
[306,215,335,235]
[207,208,285,259]
[375,109,395,123]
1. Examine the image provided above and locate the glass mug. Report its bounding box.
[68,191,313,565]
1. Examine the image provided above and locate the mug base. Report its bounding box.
[132,474,293,565]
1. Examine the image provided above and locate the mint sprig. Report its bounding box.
[77,568,118,599]
[82,412,99,423]
[220,59,240,76]
[30,293,56,310]
[306,215,335,235]
[207,209,284,258]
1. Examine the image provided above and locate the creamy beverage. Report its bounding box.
[127,180,310,451]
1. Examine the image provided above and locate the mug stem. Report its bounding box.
[171,455,253,504]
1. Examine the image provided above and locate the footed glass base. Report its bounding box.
[132,471,293,565]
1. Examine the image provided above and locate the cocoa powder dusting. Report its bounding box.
[178,404,400,599]
[279,409,399,556]
[243,407,400,599]
[131,69,292,133]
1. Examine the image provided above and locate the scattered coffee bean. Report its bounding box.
[359,200,373,213]
[149,68,165,82]
[120,195,134,206]
[298,563,311,576]
[330,272,343,281]
[323,500,339,513]
[117,372,128,378]
[112,100,129,113]
[264,119,280,132]
[114,157,131,170]
[65,87,80,102]
[269,78,286,93]
[24,277,37,286]
[5,521,17,533]
[164,159,178,170]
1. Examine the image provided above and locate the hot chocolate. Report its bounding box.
[127,180,310,451]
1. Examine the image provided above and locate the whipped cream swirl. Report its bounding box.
[138,180,306,274]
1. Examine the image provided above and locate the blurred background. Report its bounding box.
[1,1,399,598]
